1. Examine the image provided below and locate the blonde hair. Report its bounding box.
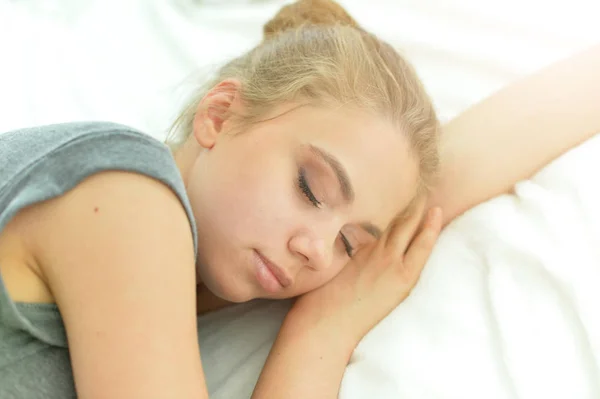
[167,0,440,195]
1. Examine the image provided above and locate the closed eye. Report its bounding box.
[340,233,353,257]
[298,167,353,257]
[298,168,321,207]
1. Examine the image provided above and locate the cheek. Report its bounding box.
[187,172,243,233]
[188,157,298,245]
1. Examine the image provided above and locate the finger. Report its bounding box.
[382,198,427,257]
[402,207,442,278]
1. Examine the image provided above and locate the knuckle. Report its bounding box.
[381,247,402,266]
[393,258,415,281]
[394,267,411,282]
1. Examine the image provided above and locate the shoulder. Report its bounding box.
[3,121,197,261]
[18,170,206,397]
[1,121,177,198]
[0,121,150,153]
[17,170,196,300]
[28,170,194,269]
[2,121,198,290]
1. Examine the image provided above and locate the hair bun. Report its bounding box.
[263,0,359,39]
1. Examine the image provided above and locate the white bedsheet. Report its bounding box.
[1,1,599,398]
[342,133,600,398]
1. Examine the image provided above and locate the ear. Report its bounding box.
[192,79,243,150]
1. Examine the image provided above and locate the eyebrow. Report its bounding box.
[308,145,355,203]
[361,222,382,239]
[308,145,382,240]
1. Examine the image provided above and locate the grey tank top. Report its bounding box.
[0,122,198,398]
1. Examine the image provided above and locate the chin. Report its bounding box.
[213,285,253,303]
[197,263,255,304]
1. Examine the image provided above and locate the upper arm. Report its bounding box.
[32,171,207,399]
[429,44,600,225]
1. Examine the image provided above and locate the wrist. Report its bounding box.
[253,301,357,399]
[280,303,359,361]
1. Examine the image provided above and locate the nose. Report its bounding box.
[288,232,332,272]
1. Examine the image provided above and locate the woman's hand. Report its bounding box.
[252,203,442,399]
[289,202,443,350]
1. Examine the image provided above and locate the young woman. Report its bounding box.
[0,0,598,397]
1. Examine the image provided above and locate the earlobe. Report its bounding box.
[192,79,242,150]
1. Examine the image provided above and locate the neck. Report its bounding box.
[173,138,200,187]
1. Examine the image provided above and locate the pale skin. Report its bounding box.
[0,44,598,398]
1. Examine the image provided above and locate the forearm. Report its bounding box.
[430,44,600,224]
[252,308,355,399]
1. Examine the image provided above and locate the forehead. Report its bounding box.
[275,104,420,227]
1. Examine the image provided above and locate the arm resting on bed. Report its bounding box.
[251,307,355,399]
[429,43,600,225]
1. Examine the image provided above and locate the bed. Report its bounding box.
[1,0,599,397]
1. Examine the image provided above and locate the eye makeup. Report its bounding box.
[298,167,321,208]
[296,166,354,257]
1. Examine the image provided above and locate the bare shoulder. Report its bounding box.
[20,171,207,398]
[27,170,195,279]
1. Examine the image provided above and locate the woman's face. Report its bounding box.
[183,88,419,302]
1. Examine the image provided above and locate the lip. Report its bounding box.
[254,250,292,289]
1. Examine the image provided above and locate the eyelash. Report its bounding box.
[340,233,354,258]
[297,168,354,257]
[298,168,321,207]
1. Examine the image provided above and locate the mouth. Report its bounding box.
[253,250,292,293]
